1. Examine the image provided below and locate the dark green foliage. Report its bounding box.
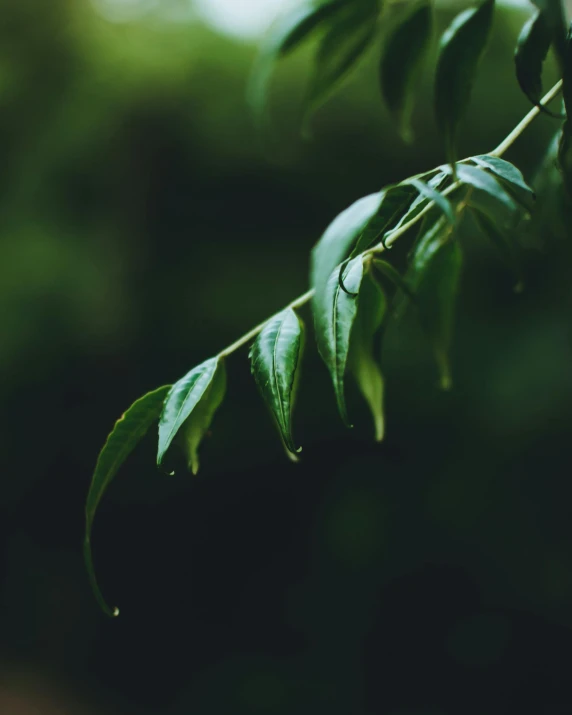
[435,0,495,167]
[380,1,433,141]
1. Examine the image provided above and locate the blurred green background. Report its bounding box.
[1,0,572,712]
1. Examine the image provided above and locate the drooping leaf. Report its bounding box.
[348,270,387,441]
[158,357,226,474]
[311,191,384,301]
[250,308,305,456]
[406,217,463,388]
[514,10,561,117]
[470,155,535,208]
[85,385,171,617]
[407,177,456,225]
[380,1,433,141]
[351,183,417,254]
[530,0,567,64]
[435,0,495,166]
[247,0,346,118]
[372,258,417,302]
[313,255,364,425]
[452,163,518,213]
[391,171,450,235]
[304,0,380,124]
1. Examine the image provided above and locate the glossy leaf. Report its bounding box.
[348,271,387,441]
[313,255,364,426]
[380,1,433,141]
[514,10,561,117]
[305,0,379,122]
[311,191,384,301]
[435,0,495,166]
[250,308,304,456]
[453,163,518,213]
[247,0,346,117]
[470,155,535,210]
[407,217,463,388]
[158,357,226,474]
[85,385,171,617]
[390,172,450,234]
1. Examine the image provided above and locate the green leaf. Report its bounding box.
[407,177,456,224]
[407,217,463,388]
[514,10,561,117]
[453,163,518,213]
[85,385,171,617]
[250,308,304,457]
[351,184,417,254]
[247,0,346,118]
[470,155,535,210]
[372,258,417,302]
[348,270,387,441]
[311,191,384,300]
[305,0,380,125]
[391,171,450,234]
[158,357,226,474]
[435,0,495,166]
[313,255,364,426]
[380,1,433,142]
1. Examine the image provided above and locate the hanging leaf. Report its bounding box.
[158,357,226,474]
[435,0,495,166]
[390,171,450,235]
[85,385,171,617]
[313,255,364,425]
[348,270,387,441]
[372,258,417,301]
[304,0,380,125]
[247,0,346,118]
[514,10,561,117]
[406,217,463,388]
[250,308,305,457]
[311,191,384,301]
[452,163,518,213]
[380,1,433,141]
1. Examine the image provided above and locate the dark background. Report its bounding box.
[1,0,572,713]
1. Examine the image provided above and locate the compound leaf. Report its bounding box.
[250,308,304,457]
[85,385,171,617]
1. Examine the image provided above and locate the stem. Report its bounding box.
[217,79,563,360]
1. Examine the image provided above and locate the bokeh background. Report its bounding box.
[1,0,572,712]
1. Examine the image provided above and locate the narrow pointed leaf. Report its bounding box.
[380,1,433,141]
[348,271,387,441]
[470,155,535,211]
[351,184,417,255]
[391,172,450,234]
[85,385,171,617]
[372,258,417,302]
[452,163,518,213]
[514,10,561,117]
[435,0,495,165]
[407,178,456,224]
[158,357,226,474]
[305,0,380,122]
[250,308,304,456]
[247,0,346,117]
[313,256,364,426]
[407,217,463,388]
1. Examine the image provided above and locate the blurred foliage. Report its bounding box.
[1,0,572,713]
